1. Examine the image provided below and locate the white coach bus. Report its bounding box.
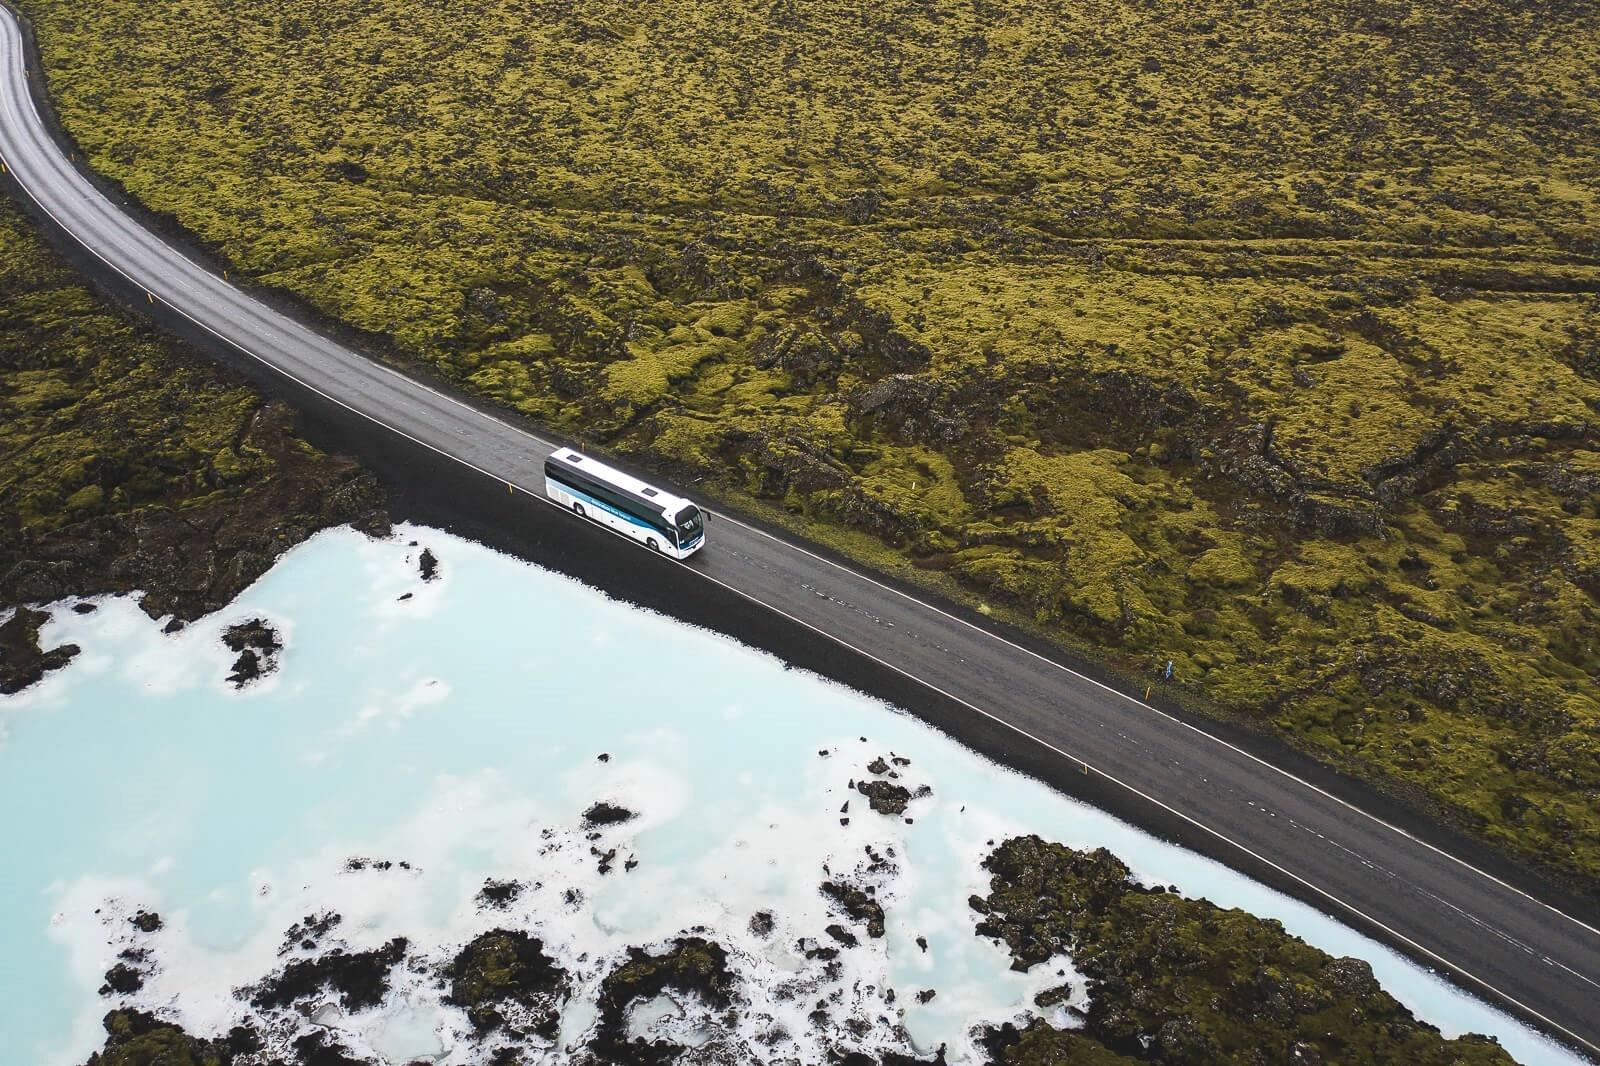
[543,447,707,559]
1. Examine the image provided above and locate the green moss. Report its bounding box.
[85,1010,230,1066]
[975,836,1518,1065]
[592,936,735,1063]
[0,198,382,618]
[445,930,567,1037]
[986,1022,1143,1066]
[18,0,1600,883]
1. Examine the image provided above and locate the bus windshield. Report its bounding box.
[674,506,703,540]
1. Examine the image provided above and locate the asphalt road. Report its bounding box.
[3,6,1598,1058]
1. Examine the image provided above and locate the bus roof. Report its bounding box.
[546,448,695,515]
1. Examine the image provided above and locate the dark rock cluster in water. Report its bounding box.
[98,910,164,1000]
[590,936,735,1065]
[129,910,163,934]
[0,606,79,694]
[583,801,637,828]
[222,618,281,687]
[854,779,912,815]
[476,878,525,909]
[343,856,411,872]
[969,835,1516,1065]
[99,962,144,997]
[68,827,1512,1066]
[246,937,409,1012]
[820,880,886,940]
[85,1009,262,1066]
[280,911,341,954]
[852,755,931,818]
[446,929,568,1038]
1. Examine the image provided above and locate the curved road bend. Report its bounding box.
[2,8,1598,1057]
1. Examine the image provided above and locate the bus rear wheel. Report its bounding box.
[572,502,586,519]
[647,537,661,553]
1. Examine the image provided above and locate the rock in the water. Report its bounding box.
[419,548,439,581]
[590,937,734,1064]
[855,779,912,815]
[972,835,1514,1065]
[227,649,265,686]
[247,937,408,1012]
[99,962,144,996]
[749,911,775,938]
[129,910,163,934]
[476,879,523,909]
[222,619,281,687]
[85,1011,242,1066]
[583,801,636,828]
[0,607,79,695]
[281,911,341,952]
[344,856,404,872]
[446,929,568,1037]
[821,881,886,938]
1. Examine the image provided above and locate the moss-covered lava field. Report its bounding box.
[0,196,384,625]
[17,0,1599,882]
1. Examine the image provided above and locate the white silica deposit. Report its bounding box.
[0,524,1582,1065]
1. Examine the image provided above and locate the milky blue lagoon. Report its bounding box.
[0,526,1580,1064]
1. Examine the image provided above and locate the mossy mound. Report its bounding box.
[16,0,1600,882]
[979,1021,1140,1066]
[589,936,735,1064]
[445,929,568,1038]
[84,1010,258,1066]
[972,836,1517,1065]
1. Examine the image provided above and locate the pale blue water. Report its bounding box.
[0,525,1581,1064]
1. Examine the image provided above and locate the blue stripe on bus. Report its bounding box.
[556,482,669,539]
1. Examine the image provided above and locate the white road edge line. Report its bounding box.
[2,16,1596,1056]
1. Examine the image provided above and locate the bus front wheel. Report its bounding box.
[647,538,661,553]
